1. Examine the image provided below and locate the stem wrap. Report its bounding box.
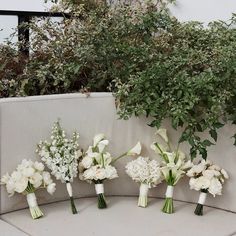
[95,184,104,194]
[198,192,207,205]
[165,185,174,198]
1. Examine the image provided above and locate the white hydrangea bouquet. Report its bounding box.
[187,159,229,216]
[1,159,56,219]
[126,156,162,207]
[151,128,192,214]
[36,120,82,214]
[79,133,141,209]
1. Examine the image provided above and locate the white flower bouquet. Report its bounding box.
[79,134,141,209]
[151,128,192,214]
[1,159,56,219]
[126,156,162,207]
[36,120,82,214]
[187,159,229,215]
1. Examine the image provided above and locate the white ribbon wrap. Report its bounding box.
[66,183,73,197]
[26,193,38,208]
[95,184,104,194]
[165,185,174,198]
[139,183,149,197]
[198,192,207,205]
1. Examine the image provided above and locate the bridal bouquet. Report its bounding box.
[187,159,229,215]
[151,128,192,214]
[1,159,56,219]
[126,156,162,207]
[79,134,141,209]
[36,120,82,214]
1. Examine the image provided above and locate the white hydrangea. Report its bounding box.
[36,121,82,183]
[187,159,229,197]
[1,159,56,196]
[126,156,162,187]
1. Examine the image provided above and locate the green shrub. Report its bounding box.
[113,14,236,159]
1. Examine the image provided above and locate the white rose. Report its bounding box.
[11,171,22,181]
[47,183,56,195]
[34,162,45,172]
[105,166,118,179]
[22,167,35,177]
[30,172,43,188]
[127,142,141,156]
[81,156,93,169]
[194,176,211,191]
[42,171,53,185]
[202,170,215,179]
[208,178,222,197]
[15,177,28,193]
[95,168,107,180]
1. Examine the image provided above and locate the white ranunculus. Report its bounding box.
[95,168,107,180]
[81,156,93,169]
[182,160,193,170]
[127,142,141,156]
[209,164,221,171]
[221,169,229,179]
[193,176,211,191]
[208,178,222,196]
[202,170,215,179]
[156,128,168,143]
[93,134,105,147]
[47,183,56,195]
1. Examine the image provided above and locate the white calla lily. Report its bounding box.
[156,128,168,143]
[93,133,105,147]
[127,142,141,156]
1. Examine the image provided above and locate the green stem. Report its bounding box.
[97,193,107,209]
[70,196,78,214]
[111,152,127,164]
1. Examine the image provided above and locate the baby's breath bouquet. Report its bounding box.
[79,134,141,209]
[36,120,82,214]
[126,156,162,207]
[1,159,56,219]
[151,129,192,214]
[187,159,229,216]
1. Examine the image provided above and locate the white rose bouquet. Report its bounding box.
[36,120,82,214]
[151,128,192,214]
[187,159,229,215]
[126,156,162,207]
[1,159,56,219]
[79,134,141,209]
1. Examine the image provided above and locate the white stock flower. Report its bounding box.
[127,142,141,156]
[156,128,168,143]
[47,183,56,195]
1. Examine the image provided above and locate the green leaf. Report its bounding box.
[209,129,217,142]
[199,147,207,160]
[202,139,214,147]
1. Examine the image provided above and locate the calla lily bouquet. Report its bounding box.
[79,134,141,209]
[151,129,192,214]
[187,159,229,215]
[36,120,82,214]
[126,156,162,207]
[1,159,56,219]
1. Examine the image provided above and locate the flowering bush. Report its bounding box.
[1,159,56,219]
[187,159,229,215]
[36,120,82,214]
[126,156,162,207]
[79,133,141,208]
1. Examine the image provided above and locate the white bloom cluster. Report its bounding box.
[79,134,118,183]
[187,160,229,197]
[126,156,162,187]
[1,159,56,196]
[36,121,82,183]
